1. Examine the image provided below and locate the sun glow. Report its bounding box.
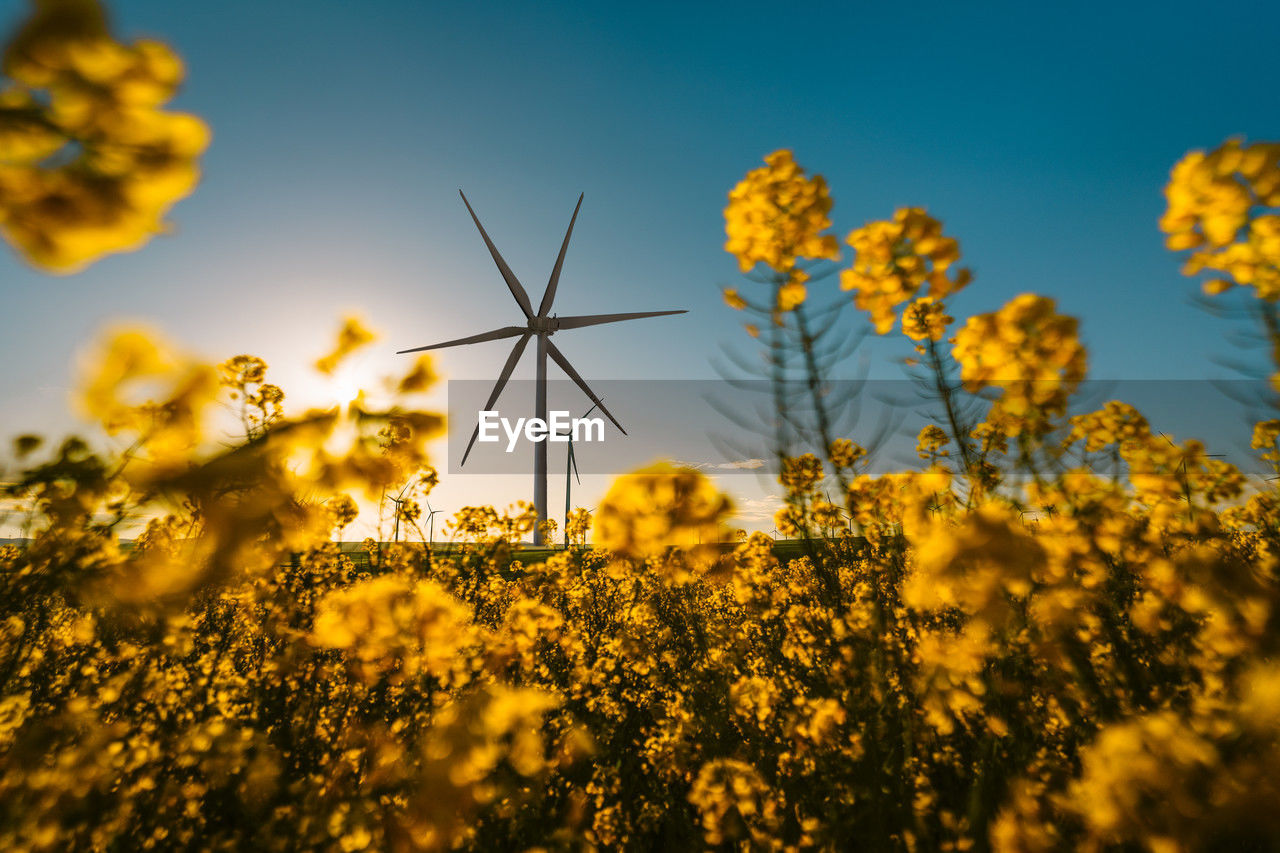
[328,365,365,410]
[281,358,373,414]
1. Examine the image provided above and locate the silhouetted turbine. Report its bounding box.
[399,191,686,544]
[554,403,596,548]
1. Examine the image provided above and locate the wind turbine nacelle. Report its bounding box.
[528,316,559,334]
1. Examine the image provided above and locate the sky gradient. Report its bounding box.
[2,0,1279,533]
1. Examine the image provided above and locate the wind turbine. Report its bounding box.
[424,499,442,549]
[387,481,413,543]
[399,191,686,544]
[555,403,596,548]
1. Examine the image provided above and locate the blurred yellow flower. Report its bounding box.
[1067,400,1150,452]
[594,462,733,572]
[779,453,823,495]
[722,288,747,310]
[916,424,950,460]
[312,573,476,684]
[828,437,867,472]
[725,149,838,312]
[777,273,807,311]
[564,506,592,545]
[841,207,971,334]
[1161,139,1280,300]
[901,295,953,342]
[688,758,783,847]
[315,316,377,376]
[326,494,359,532]
[725,150,839,273]
[396,354,436,394]
[78,327,219,471]
[906,504,1044,626]
[952,294,1085,435]
[0,0,209,272]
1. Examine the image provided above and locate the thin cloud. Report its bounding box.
[730,494,782,523]
[675,458,766,471]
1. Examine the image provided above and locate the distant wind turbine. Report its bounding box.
[555,403,596,548]
[399,191,686,544]
[424,499,441,548]
[387,480,413,543]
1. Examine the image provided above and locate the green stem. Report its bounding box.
[925,337,976,488]
[793,301,850,496]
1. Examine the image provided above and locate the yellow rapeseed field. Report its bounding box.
[3,2,1280,850]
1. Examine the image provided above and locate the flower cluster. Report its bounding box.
[952,294,1087,436]
[1067,400,1150,452]
[592,462,733,575]
[311,573,478,684]
[0,0,209,271]
[841,207,972,335]
[1161,139,1280,299]
[724,149,840,311]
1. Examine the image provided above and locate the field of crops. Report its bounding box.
[3,1,1280,850]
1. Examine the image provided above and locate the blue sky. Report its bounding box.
[2,0,1278,532]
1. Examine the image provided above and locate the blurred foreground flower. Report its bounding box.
[312,573,479,685]
[315,315,376,375]
[0,0,209,272]
[724,149,839,312]
[1161,138,1280,299]
[594,462,733,576]
[841,207,971,335]
[952,293,1086,436]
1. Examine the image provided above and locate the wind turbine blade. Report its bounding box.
[459,190,535,319]
[397,325,526,354]
[569,441,580,485]
[538,193,583,317]
[554,310,687,331]
[460,333,532,466]
[545,340,626,436]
